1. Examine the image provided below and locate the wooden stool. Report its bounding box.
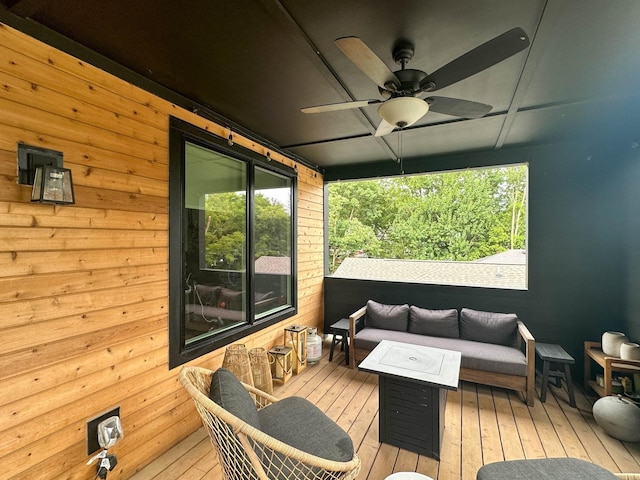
[329,318,350,365]
[536,342,576,407]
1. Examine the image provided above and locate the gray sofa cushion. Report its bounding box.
[354,328,527,376]
[477,458,619,480]
[258,396,354,462]
[209,368,261,430]
[459,308,518,347]
[366,300,409,331]
[408,306,459,338]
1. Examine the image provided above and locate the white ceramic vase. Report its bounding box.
[620,342,640,361]
[602,331,629,357]
[592,395,640,442]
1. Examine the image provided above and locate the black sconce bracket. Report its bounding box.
[17,143,64,185]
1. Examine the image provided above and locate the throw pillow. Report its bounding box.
[366,300,409,331]
[209,368,261,430]
[258,396,354,462]
[218,288,243,310]
[408,306,459,338]
[459,308,518,347]
[194,284,220,306]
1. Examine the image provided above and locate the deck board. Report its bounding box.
[131,343,640,479]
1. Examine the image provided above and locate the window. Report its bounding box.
[328,164,528,290]
[169,118,296,367]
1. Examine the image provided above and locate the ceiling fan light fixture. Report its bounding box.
[377,97,429,128]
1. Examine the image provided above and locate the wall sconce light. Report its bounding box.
[17,143,75,205]
[31,165,75,204]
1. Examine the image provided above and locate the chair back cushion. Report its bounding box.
[459,308,518,347]
[366,300,409,331]
[209,368,261,430]
[408,306,459,338]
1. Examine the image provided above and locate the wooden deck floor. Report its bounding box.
[131,343,640,480]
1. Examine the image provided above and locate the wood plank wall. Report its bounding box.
[0,23,325,480]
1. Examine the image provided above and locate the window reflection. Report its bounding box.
[254,167,292,318]
[184,143,247,344]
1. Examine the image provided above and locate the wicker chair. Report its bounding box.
[179,366,361,480]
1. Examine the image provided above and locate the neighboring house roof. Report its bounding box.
[474,249,526,264]
[255,256,290,275]
[332,250,527,290]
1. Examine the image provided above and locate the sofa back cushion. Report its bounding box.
[218,287,243,310]
[408,306,459,338]
[366,300,409,331]
[459,308,518,347]
[195,284,221,306]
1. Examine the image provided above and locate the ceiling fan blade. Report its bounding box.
[427,96,492,118]
[374,119,396,137]
[421,27,530,92]
[336,36,400,90]
[301,99,381,114]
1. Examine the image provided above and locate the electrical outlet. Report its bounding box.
[87,407,120,455]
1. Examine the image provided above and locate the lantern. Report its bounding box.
[284,325,307,374]
[268,346,292,384]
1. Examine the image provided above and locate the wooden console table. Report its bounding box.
[583,341,640,397]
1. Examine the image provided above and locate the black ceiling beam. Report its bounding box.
[494,0,562,149]
[258,0,399,162]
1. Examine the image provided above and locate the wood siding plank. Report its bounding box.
[0,22,326,479]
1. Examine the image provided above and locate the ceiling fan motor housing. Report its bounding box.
[393,69,429,96]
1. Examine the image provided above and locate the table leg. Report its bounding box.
[540,360,550,402]
[563,363,576,407]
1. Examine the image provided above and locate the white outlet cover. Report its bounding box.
[97,416,124,449]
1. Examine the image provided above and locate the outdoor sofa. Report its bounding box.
[348,300,536,405]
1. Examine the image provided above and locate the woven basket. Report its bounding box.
[249,347,273,395]
[222,344,254,386]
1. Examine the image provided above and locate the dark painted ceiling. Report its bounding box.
[2,0,640,173]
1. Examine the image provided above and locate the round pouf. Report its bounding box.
[592,395,640,442]
[385,473,432,480]
[601,331,629,357]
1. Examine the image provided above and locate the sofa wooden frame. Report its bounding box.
[347,305,536,406]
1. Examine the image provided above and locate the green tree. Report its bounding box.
[202,192,291,269]
[328,165,528,272]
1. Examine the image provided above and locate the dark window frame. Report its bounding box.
[168,117,297,368]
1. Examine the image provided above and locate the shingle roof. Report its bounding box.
[255,256,291,275]
[332,251,527,290]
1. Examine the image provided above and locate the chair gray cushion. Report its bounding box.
[366,300,409,331]
[408,306,459,338]
[209,368,261,430]
[460,308,518,347]
[258,396,354,462]
[477,458,619,480]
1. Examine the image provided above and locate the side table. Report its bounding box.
[584,341,640,397]
[535,342,576,407]
[328,318,350,365]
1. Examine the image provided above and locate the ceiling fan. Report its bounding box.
[301,28,530,137]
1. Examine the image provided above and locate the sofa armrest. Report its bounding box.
[348,306,367,369]
[517,320,536,406]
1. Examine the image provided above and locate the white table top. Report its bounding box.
[358,340,461,390]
